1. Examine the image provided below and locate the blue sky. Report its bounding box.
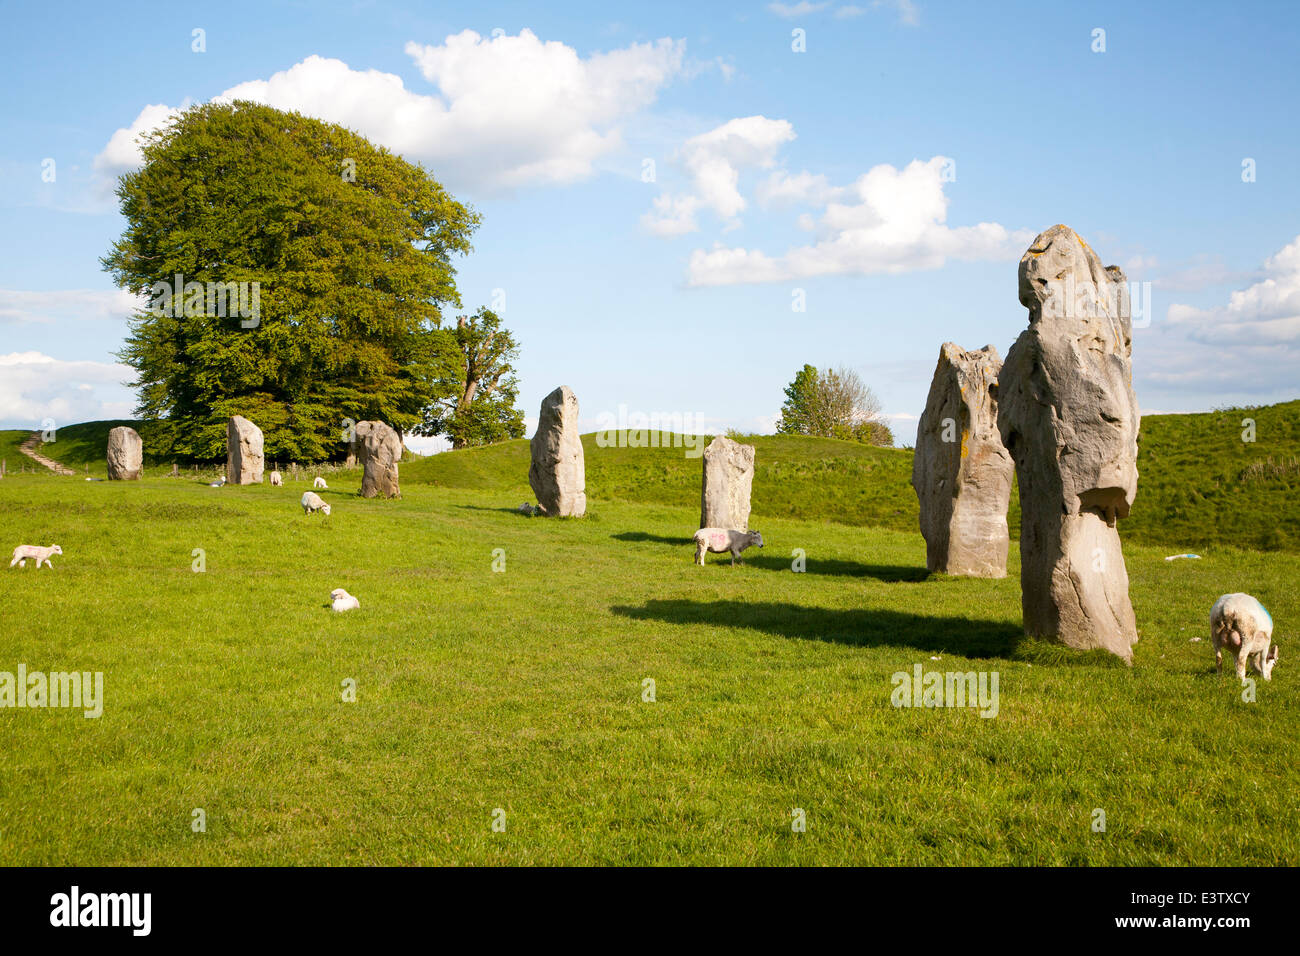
[3,0,1298,451]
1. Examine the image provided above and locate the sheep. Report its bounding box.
[314,476,328,489]
[10,544,62,570]
[693,528,764,566]
[330,588,360,612]
[518,502,535,515]
[270,471,283,486]
[1211,592,1279,681]
[301,491,332,516]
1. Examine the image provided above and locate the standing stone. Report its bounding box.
[529,386,586,517]
[106,425,144,481]
[997,225,1140,661]
[912,344,1014,577]
[355,420,402,498]
[225,415,264,485]
[700,435,755,530]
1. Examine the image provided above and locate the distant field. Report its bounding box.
[0,470,1295,865]
[7,400,1300,554]
[405,400,1300,555]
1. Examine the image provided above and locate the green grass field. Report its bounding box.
[0,426,1297,864]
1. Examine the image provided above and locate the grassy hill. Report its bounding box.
[403,432,922,531]
[10,398,1300,553]
[408,399,1300,555]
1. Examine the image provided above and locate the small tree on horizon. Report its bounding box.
[776,364,893,446]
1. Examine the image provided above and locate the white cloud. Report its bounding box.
[642,115,795,235]
[0,288,144,325]
[1166,236,1300,344]
[95,31,686,195]
[641,193,702,237]
[685,156,1030,285]
[0,352,136,428]
[756,169,845,207]
[770,0,917,23]
[1132,235,1300,406]
[93,102,191,186]
[874,0,920,26]
[768,2,832,17]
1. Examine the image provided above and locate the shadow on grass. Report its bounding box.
[611,598,1024,659]
[612,533,929,581]
[745,553,929,581]
[612,531,695,546]
[456,504,534,516]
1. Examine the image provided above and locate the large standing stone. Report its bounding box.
[529,386,586,517]
[700,435,755,530]
[225,416,264,485]
[912,344,1014,577]
[355,420,402,498]
[106,425,143,481]
[997,225,1140,661]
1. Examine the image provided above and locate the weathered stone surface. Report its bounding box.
[225,415,264,485]
[529,386,586,517]
[997,224,1140,661]
[700,435,755,530]
[912,343,1013,577]
[106,426,143,481]
[355,420,402,498]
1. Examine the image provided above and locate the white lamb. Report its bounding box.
[1211,592,1279,681]
[301,491,331,516]
[10,544,63,570]
[330,588,360,612]
[314,476,328,489]
[693,528,764,566]
[270,471,283,486]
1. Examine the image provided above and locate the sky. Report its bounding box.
[2,0,1298,452]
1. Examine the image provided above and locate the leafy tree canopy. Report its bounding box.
[103,100,480,461]
[414,307,525,449]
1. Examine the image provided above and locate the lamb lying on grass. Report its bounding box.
[330,588,360,612]
[518,502,535,515]
[301,491,331,516]
[314,476,328,489]
[270,471,282,486]
[693,528,763,566]
[1212,592,1279,681]
[10,544,63,570]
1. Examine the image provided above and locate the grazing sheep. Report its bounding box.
[314,476,328,489]
[270,470,282,486]
[10,544,62,570]
[693,528,764,566]
[301,491,332,516]
[330,588,360,612]
[1211,592,1279,681]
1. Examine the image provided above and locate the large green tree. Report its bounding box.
[413,307,525,448]
[102,100,479,461]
